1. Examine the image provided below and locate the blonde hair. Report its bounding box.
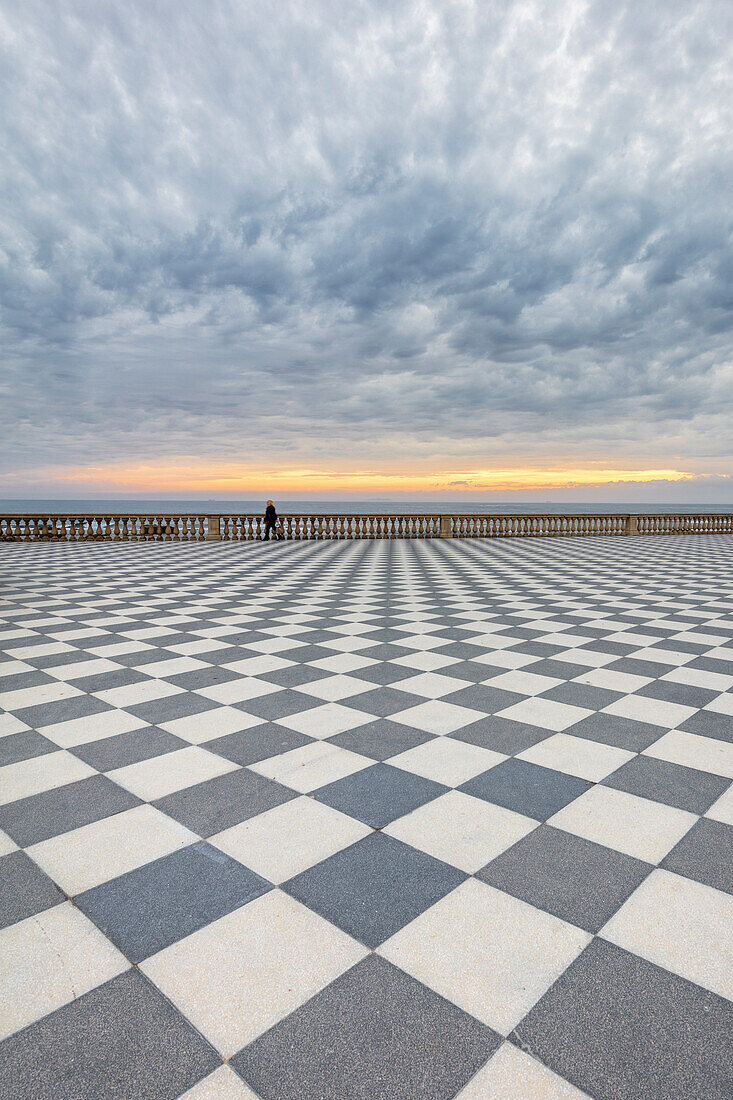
[267,500,274,506]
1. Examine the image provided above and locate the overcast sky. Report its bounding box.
[1,0,732,500]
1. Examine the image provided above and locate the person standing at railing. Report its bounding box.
[263,500,284,541]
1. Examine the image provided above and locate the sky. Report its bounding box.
[1,0,732,502]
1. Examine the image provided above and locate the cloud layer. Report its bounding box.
[1,0,732,495]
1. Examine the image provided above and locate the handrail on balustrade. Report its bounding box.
[0,511,731,543]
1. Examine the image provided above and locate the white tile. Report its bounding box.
[643,729,733,779]
[706,784,733,825]
[0,751,96,806]
[141,890,367,1056]
[601,695,696,729]
[0,681,83,711]
[705,692,733,717]
[194,678,282,705]
[486,670,562,696]
[379,879,590,1035]
[384,790,537,873]
[41,708,147,748]
[548,785,697,863]
[391,700,485,735]
[518,733,634,781]
[395,633,450,651]
[475,650,539,670]
[275,702,371,738]
[45,658,122,682]
[497,697,592,733]
[0,902,128,1041]
[0,713,30,737]
[662,666,733,692]
[310,653,378,673]
[96,680,184,708]
[574,668,653,693]
[552,649,616,668]
[0,828,18,856]
[107,746,238,800]
[319,635,376,653]
[167,640,234,656]
[87,640,154,657]
[27,805,198,894]
[390,738,505,787]
[456,1042,591,1098]
[138,657,209,678]
[392,672,473,698]
[6,642,73,660]
[249,741,372,793]
[601,869,733,1000]
[391,651,460,671]
[296,674,375,702]
[244,638,306,654]
[178,1066,259,1099]
[211,796,370,882]
[223,655,295,676]
[159,706,263,744]
[625,647,695,666]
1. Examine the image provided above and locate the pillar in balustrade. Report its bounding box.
[439,515,452,538]
[626,514,639,535]
[206,516,221,541]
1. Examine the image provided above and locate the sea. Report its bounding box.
[1,499,731,515]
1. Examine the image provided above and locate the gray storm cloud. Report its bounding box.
[1,0,732,486]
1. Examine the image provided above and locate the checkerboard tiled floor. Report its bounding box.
[1,535,732,1099]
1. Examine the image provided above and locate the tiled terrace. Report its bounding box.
[1,535,732,1099]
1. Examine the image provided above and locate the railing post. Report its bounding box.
[206,515,221,541]
[625,514,639,535]
[439,515,452,538]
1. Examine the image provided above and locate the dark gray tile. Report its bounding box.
[257,664,331,688]
[342,687,425,717]
[72,668,148,694]
[153,766,296,836]
[677,710,733,743]
[127,692,218,724]
[520,658,586,680]
[0,969,219,1100]
[511,938,733,1100]
[459,758,591,821]
[345,662,417,685]
[0,670,53,691]
[328,719,435,761]
[113,648,180,668]
[603,755,729,814]
[477,825,651,933]
[357,643,415,662]
[0,775,140,847]
[76,842,271,961]
[0,851,65,928]
[0,729,57,766]
[277,644,337,663]
[233,689,321,721]
[13,694,112,729]
[661,818,733,894]
[433,641,497,660]
[204,724,313,765]
[283,832,465,948]
[566,712,664,752]
[443,684,526,714]
[541,682,622,710]
[442,660,507,682]
[70,727,187,771]
[314,763,447,828]
[606,656,673,677]
[233,954,500,1100]
[164,666,240,690]
[505,641,565,658]
[636,679,717,708]
[455,715,552,755]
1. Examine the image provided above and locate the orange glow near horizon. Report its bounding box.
[2,461,701,494]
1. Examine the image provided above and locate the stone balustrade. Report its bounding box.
[1,511,732,542]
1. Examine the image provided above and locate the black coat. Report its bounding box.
[265,504,277,525]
